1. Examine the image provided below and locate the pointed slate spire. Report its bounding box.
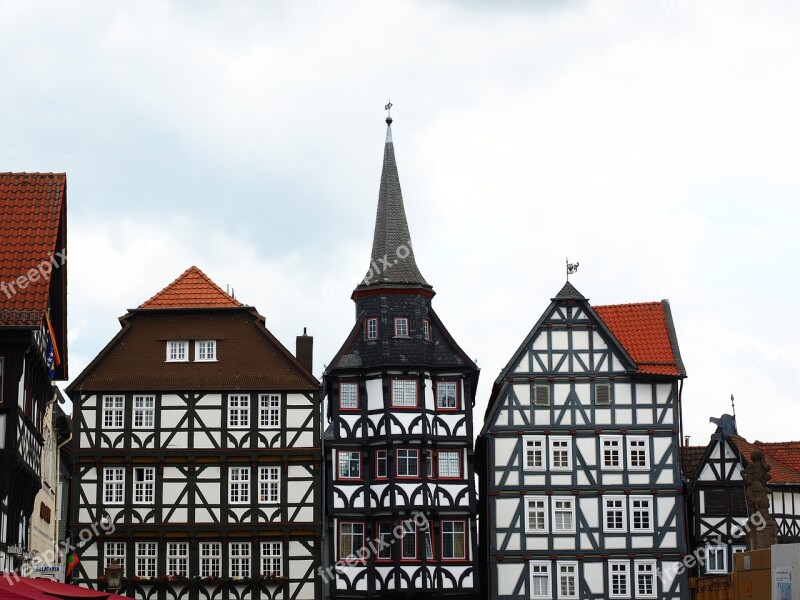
[553,281,586,301]
[355,116,431,292]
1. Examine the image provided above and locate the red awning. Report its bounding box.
[0,579,127,600]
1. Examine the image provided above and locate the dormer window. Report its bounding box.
[394,317,409,337]
[366,317,378,340]
[196,340,217,362]
[166,341,188,362]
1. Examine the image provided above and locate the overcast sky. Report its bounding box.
[3,0,798,446]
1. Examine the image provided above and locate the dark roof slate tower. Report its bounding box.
[323,117,481,600]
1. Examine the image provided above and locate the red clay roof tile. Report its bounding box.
[140,266,242,309]
[730,435,800,485]
[594,302,683,376]
[681,445,708,479]
[0,172,66,326]
[754,441,800,472]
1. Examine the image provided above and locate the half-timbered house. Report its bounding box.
[477,283,690,600]
[0,173,68,572]
[321,117,481,600]
[682,415,800,576]
[67,266,321,600]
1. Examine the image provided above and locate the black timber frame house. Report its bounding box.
[0,172,68,571]
[321,118,482,600]
[67,266,321,600]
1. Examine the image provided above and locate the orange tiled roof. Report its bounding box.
[0,173,66,326]
[140,266,242,309]
[594,301,685,376]
[754,441,800,472]
[681,445,708,479]
[730,435,800,485]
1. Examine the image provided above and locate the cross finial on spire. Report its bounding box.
[385,100,393,125]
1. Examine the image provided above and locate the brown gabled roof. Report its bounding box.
[754,441,800,472]
[681,445,708,479]
[594,300,686,377]
[140,266,242,309]
[730,435,800,485]
[0,173,66,326]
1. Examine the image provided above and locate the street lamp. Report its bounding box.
[105,559,123,592]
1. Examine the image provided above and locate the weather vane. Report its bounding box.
[566,258,579,282]
[385,100,393,125]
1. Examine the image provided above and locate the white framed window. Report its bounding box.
[376,450,388,479]
[534,385,550,406]
[196,340,217,361]
[259,394,280,428]
[628,437,650,470]
[229,467,250,504]
[732,545,746,555]
[525,496,548,533]
[337,450,361,479]
[366,317,378,340]
[425,526,434,559]
[438,450,461,478]
[524,436,546,471]
[200,542,222,578]
[601,436,622,470]
[635,560,657,598]
[104,467,125,505]
[261,541,282,577]
[552,497,575,533]
[339,383,359,410]
[135,542,157,578]
[604,496,627,532]
[105,542,126,571]
[394,317,409,337]
[397,449,419,478]
[133,467,155,504]
[229,394,250,428]
[705,545,727,574]
[391,379,417,407]
[259,466,280,504]
[557,561,578,599]
[436,381,458,409]
[441,521,466,560]
[630,496,653,532]
[102,396,124,429]
[166,340,188,362]
[423,318,431,341]
[609,561,630,598]
[376,523,393,560]
[133,395,155,428]
[530,561,551,599]
[339,522,365,560]
[167,542,188,576]
[229,542,251,578]
[549,437,572,470]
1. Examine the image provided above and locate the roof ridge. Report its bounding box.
[593,300,662,309]
[139,266,242,309]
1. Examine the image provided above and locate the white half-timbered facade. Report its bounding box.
[322,118,481,600]
[477,282,690,600]
[682,416,800,576]
[67,266,321,600]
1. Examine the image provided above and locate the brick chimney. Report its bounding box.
[296,327,313,374]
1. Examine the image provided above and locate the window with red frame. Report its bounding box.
[422,318,432,341]
[401,522,416,559]
[437,450,461,478]
[375,450,388,479]
[436,381,458,410]
[337,451,361,479]
[394,317,409,337]
[397,449,419,478]
[366,317,378,340]
[441,521,466,560]
[376,523,393,560]
[340,382,359,410]
[339,522,365,560]
[392,379,417,407]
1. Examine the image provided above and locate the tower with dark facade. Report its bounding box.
[322,117,481,599]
